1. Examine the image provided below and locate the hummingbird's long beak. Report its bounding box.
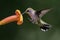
[22,12,25,15]
[22,11,26,15]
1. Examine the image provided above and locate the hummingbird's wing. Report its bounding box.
[39,8,52,18]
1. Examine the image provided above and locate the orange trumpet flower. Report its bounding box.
[0,9,23,25]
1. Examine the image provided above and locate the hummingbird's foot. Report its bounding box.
[40,24,52,32]
[35,22,38,24]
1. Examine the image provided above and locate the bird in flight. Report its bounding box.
[23,8,52,32]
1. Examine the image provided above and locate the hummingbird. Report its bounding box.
[23,8,52,32]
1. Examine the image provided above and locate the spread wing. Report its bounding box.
[39,8,52,18]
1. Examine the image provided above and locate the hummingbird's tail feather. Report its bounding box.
[40,19,52,32]
[40,24,52,32]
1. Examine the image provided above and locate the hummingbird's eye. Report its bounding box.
[27,10,30,12]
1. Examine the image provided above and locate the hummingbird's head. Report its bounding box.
[22,8,35,14]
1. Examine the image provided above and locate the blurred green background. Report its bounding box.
[0,0,60,40]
